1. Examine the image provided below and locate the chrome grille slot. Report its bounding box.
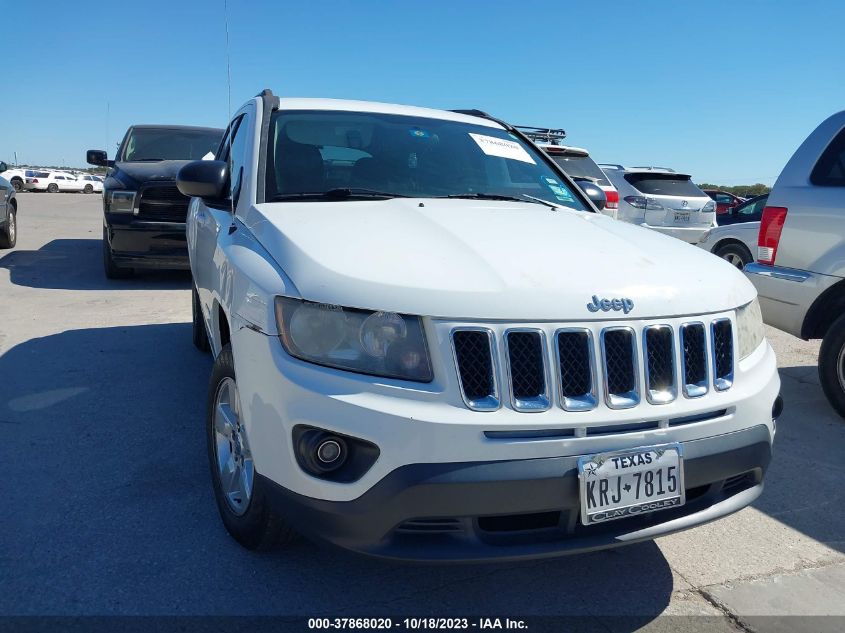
[643,325,677,404]
[712,319,734,391]
[505,330,550,411]
[452,329,499,411]
[601,327,639,409]
[555,329,597,411]
[680,323,708,398]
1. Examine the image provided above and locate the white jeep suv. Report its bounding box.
[179,90,781,561]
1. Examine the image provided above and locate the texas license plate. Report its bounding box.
[578,444,685,525]
[674,211,690,222]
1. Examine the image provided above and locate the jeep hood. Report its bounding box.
[244,199,756,320]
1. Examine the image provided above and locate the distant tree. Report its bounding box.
[696,183,771,197]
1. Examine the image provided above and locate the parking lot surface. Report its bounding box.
[1,194,843,630]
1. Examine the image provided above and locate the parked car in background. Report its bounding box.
[745,111,845,418]
[517,127,619,218]
[599,165,716,243]
[86,124,224,278]
[77,174,104,193]
[0,162,26,192]
[177,90,780,561]
[697,195,768,267]
[703,190,745,215]
[0,175,17,248]
[25,171,84,193]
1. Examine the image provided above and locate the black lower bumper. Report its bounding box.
[262,425,772,562]
[105,220,189,270]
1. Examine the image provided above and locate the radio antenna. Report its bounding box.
[223,0,236,224]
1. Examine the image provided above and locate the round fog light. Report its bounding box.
[317,439,343,464]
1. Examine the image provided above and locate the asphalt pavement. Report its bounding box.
[1,194,843,632]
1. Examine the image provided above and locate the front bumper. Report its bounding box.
[262,424,772,562]
[105,218,189,269]
[640,223,712,244]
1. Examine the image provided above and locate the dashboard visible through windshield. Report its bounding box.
[265,110,588,210]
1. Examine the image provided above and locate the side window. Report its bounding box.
[716,193,733,204]
[811,128,845,186]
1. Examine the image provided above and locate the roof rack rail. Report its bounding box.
[514,126,567,145]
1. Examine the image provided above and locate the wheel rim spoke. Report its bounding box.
[212,376,253,516]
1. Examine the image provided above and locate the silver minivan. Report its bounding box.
[600,165,716,243]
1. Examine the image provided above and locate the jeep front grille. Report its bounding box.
[712,318,734,390]
[451,319,734,412]
[451,329,499,411]
[505,330,550,411]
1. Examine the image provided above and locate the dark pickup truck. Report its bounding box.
[87,124,224,278]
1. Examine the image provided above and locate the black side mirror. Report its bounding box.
[0,162,8,172]
[177,160,229,200]
[86,149,114,167]
[575,179,607,211]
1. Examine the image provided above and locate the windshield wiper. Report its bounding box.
[441,192,558,209]
[270,188,408,201]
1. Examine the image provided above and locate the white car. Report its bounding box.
[0,163,27,192]
[697,195,768,268]
[516,128,620,218]
[25,171,84,193]
[76,174,104,193]
[179,90,780,561]
[599,165,717,243]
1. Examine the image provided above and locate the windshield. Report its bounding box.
[120,128,223,162]
[265,110,588,210]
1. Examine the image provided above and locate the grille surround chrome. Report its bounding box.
[503,328,551,412]
[554,328,598,411]
[600,326,640,410]
[448,316,735,413]
[711,318,735,391]
[450,327,501,412]
[642,324,677,405]
[680,322,709,398]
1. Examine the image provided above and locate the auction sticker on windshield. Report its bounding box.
[578,444,685,525]
[469,133,536,164]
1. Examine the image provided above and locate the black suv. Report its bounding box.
[87,125,224,278]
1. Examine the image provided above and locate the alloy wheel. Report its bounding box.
[213,376,254,516]
[723,252,744,268]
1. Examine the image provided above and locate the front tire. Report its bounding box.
[207,345,295,550]
[10,179,22,192]
[714,242,753,269]
[818,314,845,420]
[192,284,211,352]
[102,226,133,279]
[0,206,16,249]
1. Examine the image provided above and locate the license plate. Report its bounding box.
[578,444,685,525]
[674,211,690,222]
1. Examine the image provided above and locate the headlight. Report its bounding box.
[106,190,135,213]
[702,200,716,214]
[736,298,764,360]
[274,297,433,382]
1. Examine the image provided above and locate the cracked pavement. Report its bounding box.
[1,195,843,632]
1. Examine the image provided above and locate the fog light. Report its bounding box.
[317,438,344,465]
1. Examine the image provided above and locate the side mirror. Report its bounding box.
[0,161,7,173]
[86,149,114,167]
[575,179,607,211]
[177,160,229,200]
